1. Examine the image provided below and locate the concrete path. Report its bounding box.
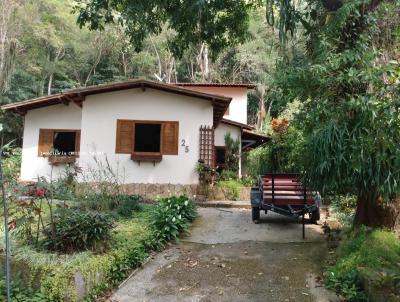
[112,208,339,302]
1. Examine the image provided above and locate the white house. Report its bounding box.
[2,80,267,196]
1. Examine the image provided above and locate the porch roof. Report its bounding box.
[242,129,270,151]
[221,118,254,130]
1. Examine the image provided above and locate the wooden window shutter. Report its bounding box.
[116,120,134,154]
[38,129,54,157]
[75,130,81,156]
[162,122,179,155]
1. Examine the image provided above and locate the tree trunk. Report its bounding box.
[47,73,53,95]
[203,44,209,81]
[354,196,400,229]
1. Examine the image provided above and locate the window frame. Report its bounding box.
[52,130,79,156]
[38,128,81,158]
[115,119,179,156]
[132,121,163,156]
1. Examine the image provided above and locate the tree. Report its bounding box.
[74,0,260,59]
[270,0,400,228]
[0,0,20,93]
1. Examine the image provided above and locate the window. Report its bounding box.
[53,131,76,155]
[134,123,161,153]
[38,129,80,157]
[115,120,179,156]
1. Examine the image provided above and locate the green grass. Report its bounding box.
[327,227,400,301]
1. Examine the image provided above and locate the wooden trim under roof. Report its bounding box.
[221,118,254,130]
[175,83,257,89]
[1,80,231,126]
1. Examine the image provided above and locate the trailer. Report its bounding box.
[250,173,320,238]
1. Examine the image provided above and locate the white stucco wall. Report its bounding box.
[20,104,82,181]
[214,123,242,175]
[79,88,214,184]
[214,123,241,146]
[180,86,248,124]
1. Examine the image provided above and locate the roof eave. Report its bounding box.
[220,118,254,130]
[175,83,257,89]
[1,80,231,125]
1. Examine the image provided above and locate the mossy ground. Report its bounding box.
[327,227,400,301]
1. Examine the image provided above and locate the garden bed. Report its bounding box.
[3,208,152,301]
[1,194,197,301]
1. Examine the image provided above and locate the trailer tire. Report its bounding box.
[310,208,320,224]
[252,207,260,223]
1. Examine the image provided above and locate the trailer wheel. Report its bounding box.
[309,208,320,224]
[252,207,260,223]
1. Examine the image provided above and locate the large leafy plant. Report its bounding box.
[41,208,115,253]
[151,195,197,244]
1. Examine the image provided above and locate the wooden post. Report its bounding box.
[0,139,11,301]
[272,174,275,204]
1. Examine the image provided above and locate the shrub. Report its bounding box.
[326,227,400,301]
[224,133,240,172]
[151,195,197,244]
[244,146,270,178]
[217,180,242,200]
[196,160,215,183]
[78,194,142,217]
[330,194,357,226]
[2,147,21,184]
[78,193,119,211]
[217,169,238,181]
[240,175,257,186]
[0,272,48,302]
[41,208,115,253]
[243,120,304,178]
[115,195,143,218]
[52,166,78,200]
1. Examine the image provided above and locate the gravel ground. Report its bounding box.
[112,208,339,302]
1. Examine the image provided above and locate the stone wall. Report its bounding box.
[76,182,250,201]
[119,183,198,200]
[207,186,251,201]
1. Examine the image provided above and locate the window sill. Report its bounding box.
[48,156,77,165]
[131,152,162,164]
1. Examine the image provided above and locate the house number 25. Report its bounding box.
[181,139,190,153]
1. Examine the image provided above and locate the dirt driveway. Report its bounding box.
[112,208,339,302]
